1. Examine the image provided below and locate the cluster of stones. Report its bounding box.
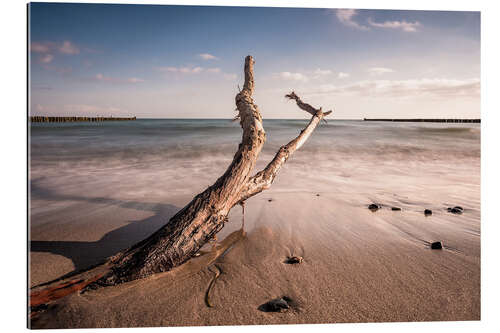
[367,203,466,250]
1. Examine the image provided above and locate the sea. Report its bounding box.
[29,119,481,228]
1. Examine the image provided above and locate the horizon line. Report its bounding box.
[28,116,482,121]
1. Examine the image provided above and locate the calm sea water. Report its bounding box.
[29,119,481,223]
[29,119,480,163]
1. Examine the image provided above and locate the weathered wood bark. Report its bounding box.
[37,56,333,290]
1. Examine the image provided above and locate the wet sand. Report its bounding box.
[29,185,480,328]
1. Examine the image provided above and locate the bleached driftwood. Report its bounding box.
[31,56,333,296]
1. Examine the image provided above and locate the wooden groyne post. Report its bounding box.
[30,116,137,123]
[363,118,480,123]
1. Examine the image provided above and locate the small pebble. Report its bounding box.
[316,194,320,197]
[447,206,464,214]
[368,203,381,212]
[284,256,303,264]
[424,209,432,216]
[431,241,443,250]
[268,199,273,202]
[391,207,401,211]
[258,297,292,312]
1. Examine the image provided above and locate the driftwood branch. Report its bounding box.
[238,92,331,202]
[96,56,267,285]
[30,56,333,311]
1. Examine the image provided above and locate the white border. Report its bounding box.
[2,0,499,332]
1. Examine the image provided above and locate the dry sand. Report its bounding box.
[29,177,480,328]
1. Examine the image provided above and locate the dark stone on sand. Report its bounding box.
[284,256,303,264]
[268,199,273,202]
[30,303,49,313]
[431,241,443,250]
[424,209,432,216]
[258,297,291,312]
[447,206,464,214]
[391,207,401,211]
[368,204,381,212]
[316,194,320,197]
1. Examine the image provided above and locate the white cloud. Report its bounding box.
[30,42,51,53]
[338,72,350,79]
[274,69,339,81]
[198,53,219,60]
[31,40,83,67]
[59,41,80,55]
[41,64,72,75]
[32,104,126,116]
[334,10,421,33]
[335,9,369,31]
[159,66,204,74]
[309,78,480,98]
[126,77,145,83]
[275,71,309,82]
[368,18,421,32]
[191,67,203,73]
[64,104,122,114]
[157,65,235,79]
[313,68,333,76]
[94,73,144,83]
[35,104,46,112]
[368,67,395,76]
[39,54,54,64]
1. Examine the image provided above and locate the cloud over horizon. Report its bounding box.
[39,54,54,64]
[368,67,395,76]
[157,66,204,74]
[335,9,369,31]
[156,64,236,80]
[59,41,80,54]
[335,9,422,33]
[274,71,309,82]
[33,103,127,116]
[338,72,350,79]
[307,78,480,99]
[94,73,145,83]
[198,53,219,60]
[30,40,81,55]
[368,18,421,32]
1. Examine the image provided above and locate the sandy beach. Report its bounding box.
[29,120,480,328]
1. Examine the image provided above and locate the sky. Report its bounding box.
[29,3,480,119]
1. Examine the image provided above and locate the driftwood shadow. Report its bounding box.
[30,179,179,276]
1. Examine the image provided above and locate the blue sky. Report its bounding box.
[29,3,480,119]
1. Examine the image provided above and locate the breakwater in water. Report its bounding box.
[30,116,137,123]
[364,118,480,123]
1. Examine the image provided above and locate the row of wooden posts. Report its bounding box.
[363,118,480,123]
[30,116,137,123]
